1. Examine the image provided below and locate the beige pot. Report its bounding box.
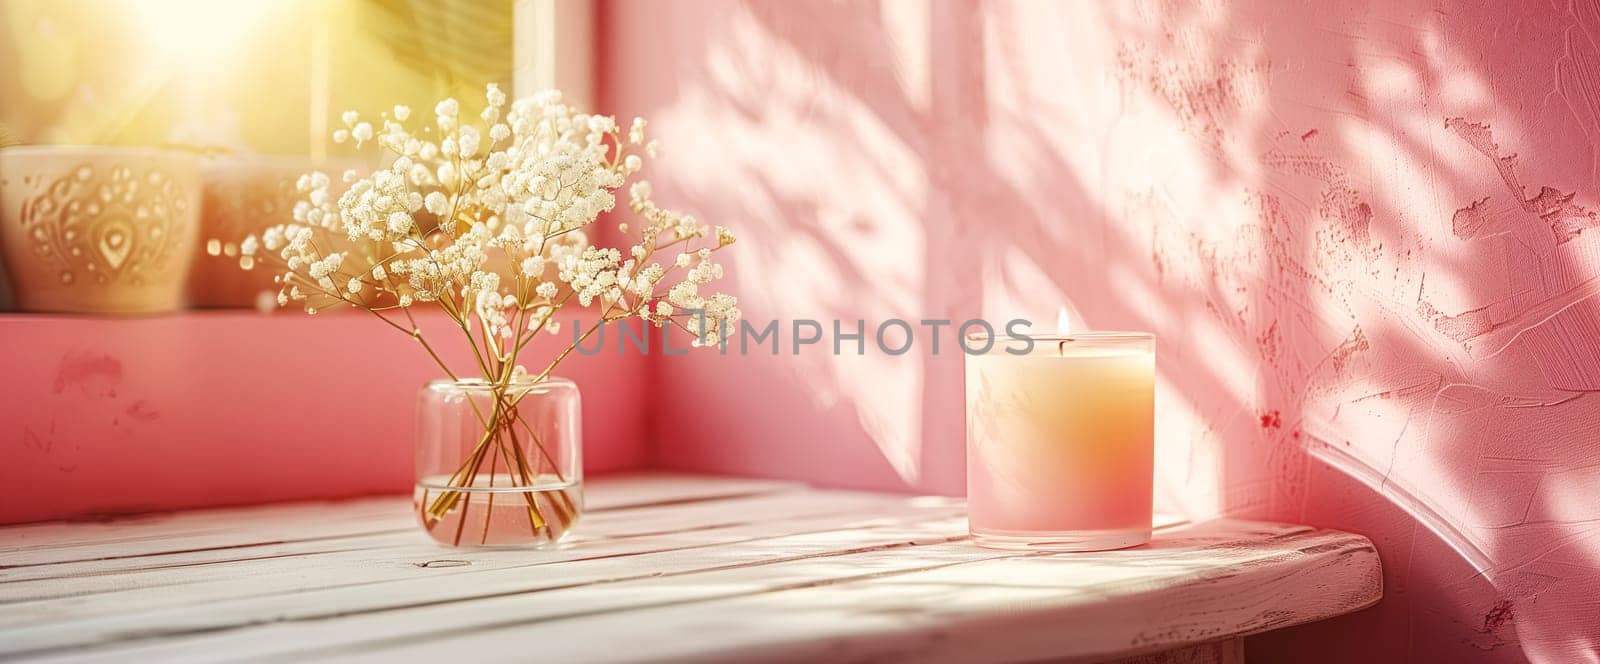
[190,156,302,309]
[0,146,201,314]
[191,156,381,311]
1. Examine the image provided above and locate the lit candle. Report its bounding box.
[964,315,1154,551]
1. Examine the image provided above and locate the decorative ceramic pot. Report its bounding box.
[0,146,201,314]
[189,156,302,309]
[414,377,583,548]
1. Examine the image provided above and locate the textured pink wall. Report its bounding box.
[600,1,1600,661]
[0,310,649,523]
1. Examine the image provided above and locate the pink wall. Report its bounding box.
[0,310,648,523]
[600,1,1600,661]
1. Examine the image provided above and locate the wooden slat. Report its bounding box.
[0,472,799,568]
[16,521,980,662]
[559,471,806,511]
[459,522,1377,662]
[0,474,1380,663]
[0,491,952,615]
[0,499,411,563]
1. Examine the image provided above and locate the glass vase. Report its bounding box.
[414,376,583,548]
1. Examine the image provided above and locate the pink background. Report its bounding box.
[599,1,1600,661]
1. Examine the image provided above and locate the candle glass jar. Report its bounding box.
[965,332,1155,551]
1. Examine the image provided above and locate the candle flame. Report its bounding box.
[1057,307,1073,334]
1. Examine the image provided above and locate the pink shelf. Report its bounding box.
[0,309,648,524]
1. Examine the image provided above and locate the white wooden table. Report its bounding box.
[0,473,1380,663]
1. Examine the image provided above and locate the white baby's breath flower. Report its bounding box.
[261,226,285,251]
[424,191,448,215]
[435,98,459,119]
[521,256,546,277]
[387,211,412,234]
[239,86,739,420]
[408,163,432,186]
[308,252,345,280]
[587,115,616,135]
[458,126,479,158]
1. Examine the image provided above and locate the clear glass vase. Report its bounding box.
[414,376,583,548]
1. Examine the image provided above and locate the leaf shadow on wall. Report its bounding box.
[606,1,1600,661]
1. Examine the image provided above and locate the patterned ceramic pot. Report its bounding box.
[0,146,201,314]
